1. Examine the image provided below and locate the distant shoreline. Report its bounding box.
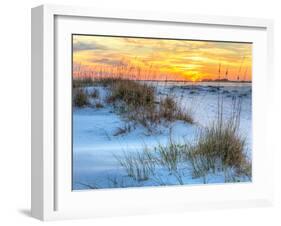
[140,79,252,83]
[73,77,252,83]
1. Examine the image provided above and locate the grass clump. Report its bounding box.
[154,137,185,172]
[115,149,155,182]
[185,97,251,181]
[116,98,251,184]
[95,102,104,109]
[159,96,193,124]
[116,141,187,185]
[74,76,193,131]
[103,78,193,131]
[73,87,103,108]
[188,121,246,171]
[108,79,155,108]
[73,88,89,107]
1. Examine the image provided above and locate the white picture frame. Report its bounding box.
[31,4,274,221]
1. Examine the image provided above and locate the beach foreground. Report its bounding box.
[73,81,252,190]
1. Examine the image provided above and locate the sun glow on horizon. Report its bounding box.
[73,35,252,82]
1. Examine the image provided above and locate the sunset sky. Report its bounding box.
[73,35,252,82]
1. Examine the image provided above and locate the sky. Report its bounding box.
[73,35,252,82]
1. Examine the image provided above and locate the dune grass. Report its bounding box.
[106,78,155,108]
[185,96,251,181]
[154,137,185,172]
[73,62,194,127]
[116,96,251,184]
[73,77,94,88]
[91,77,194,131]
[73,88,89,107]
[74,64,251,185]
[159,96,193,123]
[186,124,248,180]
[115,148,156,182]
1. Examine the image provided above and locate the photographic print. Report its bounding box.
[72,35,252,190]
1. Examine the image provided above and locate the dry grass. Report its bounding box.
[189,122,245,169]
[73,62,194,128]
[115,139,186,184]
[73,88,89,107]
[73,77,94,88]
[95,102,104,108]
[116,96,251,184]
[159,96,193,123]
[115,149,155,182]
[185,97,251,180]
[74,67,251,184]
[107,79,155,108]
[154,137,185,172]
[73,88,103,108]
[95,78,193,131]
